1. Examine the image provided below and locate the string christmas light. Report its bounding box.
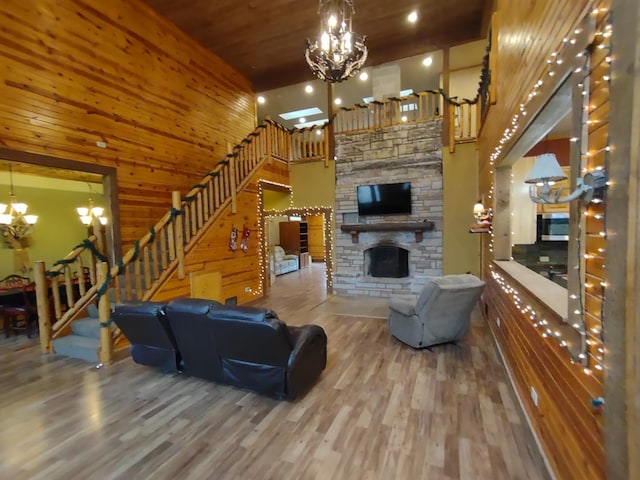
[484,4,611,394]
[258,180,335,292]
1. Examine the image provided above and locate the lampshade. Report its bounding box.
[524,153,567,184]
[77,190,107,227]
[473,202,485,216]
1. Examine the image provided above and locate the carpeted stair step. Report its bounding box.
[71,317,102,339]
[52,335,100,364]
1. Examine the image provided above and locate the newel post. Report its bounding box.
[33,261,51,353]
[265,118,273,164]
[448,104,456,153]
[172,191,185,280]
[227,142,238,214]
[97,261,113,365]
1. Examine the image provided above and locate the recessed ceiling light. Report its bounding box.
[422,56,433,67]
[299,117,306,123]
[408,11,418,23]
[359,72,369,81]
[305,85,314,93]
[257,95,266,104]
[334,98,342,105]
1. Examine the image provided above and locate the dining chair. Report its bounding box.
[0,274,38,338]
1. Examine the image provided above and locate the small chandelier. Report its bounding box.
[305,0,368,83]
[77,185,107,226]
[0,165,38,241]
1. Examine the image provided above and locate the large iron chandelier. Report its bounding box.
[305,0,367,83]
[0,165,38,241]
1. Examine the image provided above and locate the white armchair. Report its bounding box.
[274,245,299,275]
[388,274,485,349]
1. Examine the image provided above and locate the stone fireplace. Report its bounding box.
[333,119,443,299]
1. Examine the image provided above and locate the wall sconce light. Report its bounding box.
[473,200,487,220]
[470,198,493,233]
[525,153,601,204]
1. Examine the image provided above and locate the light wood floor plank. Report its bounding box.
[0,263,549,479]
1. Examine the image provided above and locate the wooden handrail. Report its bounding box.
[47,121,277,338]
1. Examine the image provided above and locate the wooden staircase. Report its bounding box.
[34,119,328,365]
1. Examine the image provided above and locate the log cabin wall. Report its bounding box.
[477,1,609,479]
[0,0,256,254]
[151,160,290,305]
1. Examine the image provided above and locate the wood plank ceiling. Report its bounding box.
[144,0,492,91]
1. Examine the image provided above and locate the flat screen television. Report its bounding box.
[357,182,412,216]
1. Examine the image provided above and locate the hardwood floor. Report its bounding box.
[0,264,549,479]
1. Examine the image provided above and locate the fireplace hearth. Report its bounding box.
[365,246,409,278]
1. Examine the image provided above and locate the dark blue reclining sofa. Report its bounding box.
[112,298,327,400]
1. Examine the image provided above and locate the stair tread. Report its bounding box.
[52,335,99,364]
[71,317,102,339]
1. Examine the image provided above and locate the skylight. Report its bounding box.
[279,107,323,120]
[294,118,329,129]
[362,89,415,104]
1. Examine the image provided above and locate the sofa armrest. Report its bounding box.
[285,325,327,399]
[282,254,298,261]
[288,325,326,367]
[388,298,416,317]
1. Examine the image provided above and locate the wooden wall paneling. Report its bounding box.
[307,215,326,261]
[476,3,616,479]
[602,0,639,476]
[0,0,256,255]
[486,269,604,479]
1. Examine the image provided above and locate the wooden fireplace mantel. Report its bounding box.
[340,221,435,243]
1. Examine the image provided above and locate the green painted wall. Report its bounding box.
[0,186,104,278]
[443,142,481,276]
[289,162,335,208]
[287,151,478,276]
[263,189,291,210]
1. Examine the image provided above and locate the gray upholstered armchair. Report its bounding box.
[387,274,485,348]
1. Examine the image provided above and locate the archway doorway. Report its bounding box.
[258,180,334,294]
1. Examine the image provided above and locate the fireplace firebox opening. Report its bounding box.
[364,245,409,278]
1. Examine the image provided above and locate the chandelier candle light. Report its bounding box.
[305,0,368,83]
[0,165,38,241]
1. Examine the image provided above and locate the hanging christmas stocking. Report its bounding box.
[241,225,251,253]
[229,226,238,251]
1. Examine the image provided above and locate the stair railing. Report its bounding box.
[450,100,479,148]
[35,120,298,363]
[289,125,329,166]
[334,91,441,134]
[32,235,104,352]
[333,90,480,153]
